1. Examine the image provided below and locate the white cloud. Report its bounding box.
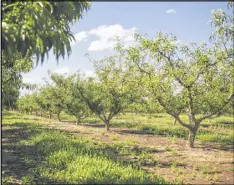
[124,35,134,42]
[52,67,70,75]
[166,9,176,14]
[71,31,88,45]
[72,24,138,51]
[23,77,36,83]
[88,39,115,51]
[22,74,43,84]
[83,70,96,77]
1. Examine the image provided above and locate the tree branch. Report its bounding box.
[157,97,191,129]
[198,92,234,122]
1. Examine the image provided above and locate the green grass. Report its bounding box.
[111,113,234,145]
[4,110,233,146]
[2,111,168,184]
[34,110,234,146]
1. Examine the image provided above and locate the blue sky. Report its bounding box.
[22,2,228,92]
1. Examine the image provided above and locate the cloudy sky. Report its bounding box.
[22,2,228,91]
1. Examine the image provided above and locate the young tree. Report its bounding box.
[48,72,90,124]
[29,93,41,116]
[116,4,233,148]
[48,72,72,121]
[17,96,30,114]
[75,55,136,131]
[38,86,54,119]
[64,91,91,125]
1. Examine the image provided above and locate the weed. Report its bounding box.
[155,162,162,169]
[110,134,119,141]
[169,149,177,156]
[125,137,137,145]
[171,161,178,168]
[169,136,177,144]
[174,175,185,184]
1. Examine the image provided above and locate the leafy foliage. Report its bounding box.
[2,52,34,109]
[2,1,91,64]
[113,3,233,147]
[15,3,233,148]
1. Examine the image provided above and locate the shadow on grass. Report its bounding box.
[116,129,154,136]
[2,124,67,184]
[2,117,36,120]
[82,123,105,128]
[195,143,234,151]
[2,121,168,184]
[60,120,76,123]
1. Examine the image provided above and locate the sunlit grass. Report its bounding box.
[4,110,234,146]
[2,112,168,184]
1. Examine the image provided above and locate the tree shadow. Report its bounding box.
[116,129,154,136]
[2,121,169,184]
[82,123,105,128]
[2,127,66,184]
[195,143,234,151]
[60,120,76,123]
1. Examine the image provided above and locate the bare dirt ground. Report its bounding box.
[2,117,234,184]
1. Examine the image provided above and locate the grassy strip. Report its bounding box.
[111,120,234,145]
[2,112,168,184]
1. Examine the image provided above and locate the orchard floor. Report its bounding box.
[2,113,234,184]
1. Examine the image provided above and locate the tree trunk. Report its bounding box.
[76,117,80,125]
[188,126,198,148]
[105,120,110,132]
[173,118,177,125]
[57,112,61,121]
[49,111,52,119]
[40,111,43,117]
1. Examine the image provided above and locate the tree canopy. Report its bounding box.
[2,1,91,109]
[113,2,233,147]
[2,1,91,64]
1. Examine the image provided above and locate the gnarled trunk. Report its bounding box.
[188,125,199,148]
